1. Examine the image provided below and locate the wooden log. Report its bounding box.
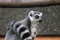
[35,36,60,40]
[0,0,60,7]
[1,36,60,40]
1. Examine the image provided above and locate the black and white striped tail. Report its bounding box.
[12,22,33,40]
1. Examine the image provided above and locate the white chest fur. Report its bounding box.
[31,22,38,37]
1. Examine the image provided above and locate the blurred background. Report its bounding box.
[0,6,60,36]
[0,0,60,40]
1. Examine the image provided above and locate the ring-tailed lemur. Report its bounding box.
[5,10,43,40]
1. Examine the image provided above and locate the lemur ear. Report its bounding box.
[29,10,34,17]
[40,13,43,16]
[30,13,32,17]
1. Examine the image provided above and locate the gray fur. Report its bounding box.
[5,17,32,40]
[5,10,43,40]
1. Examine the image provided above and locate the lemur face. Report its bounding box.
[28,10,43,23]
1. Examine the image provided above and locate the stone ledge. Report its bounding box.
[0,0,60,7]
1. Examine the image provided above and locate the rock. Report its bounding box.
[0,5,60,35]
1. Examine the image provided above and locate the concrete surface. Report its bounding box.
[0,5,60,35]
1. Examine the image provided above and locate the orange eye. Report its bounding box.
[35,15,39,19]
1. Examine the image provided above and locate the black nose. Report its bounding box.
[39,20,42,22]
[35,15,39,19]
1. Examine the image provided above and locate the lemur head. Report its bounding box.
[28,10,43,23]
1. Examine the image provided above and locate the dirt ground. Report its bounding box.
[0,36,60,40]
